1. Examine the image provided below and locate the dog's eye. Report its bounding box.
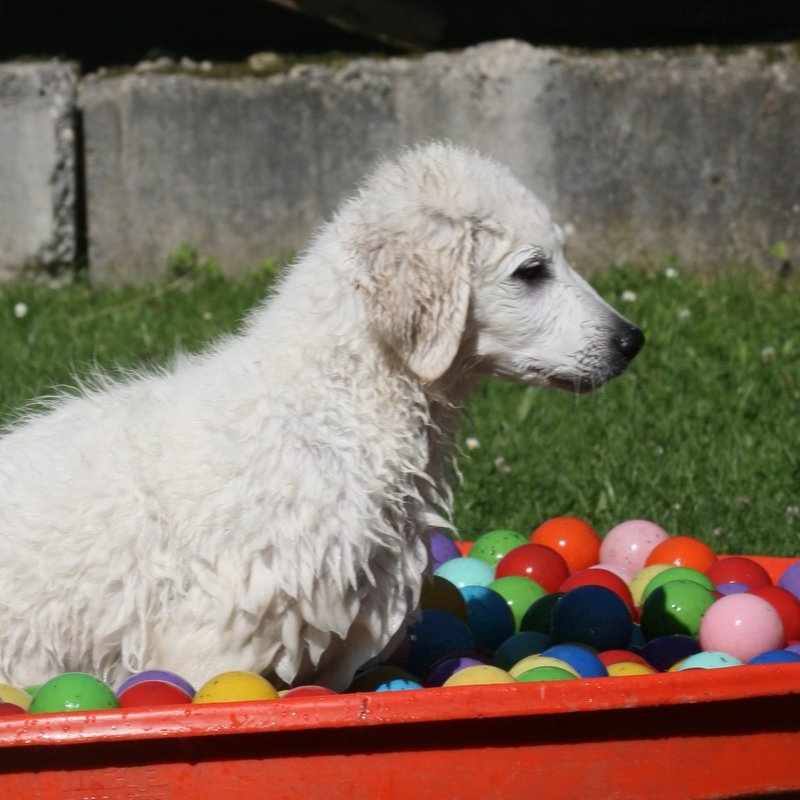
[512,256,551,284]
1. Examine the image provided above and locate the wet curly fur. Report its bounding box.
[0,142,642,690]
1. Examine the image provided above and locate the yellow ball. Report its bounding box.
[0,684,32,710]
[509,655,580,679]
[442,665,516,687]
[606,661,656,677]
[629,564,671,606]
[193,671,279,703]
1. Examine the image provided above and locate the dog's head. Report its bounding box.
[350,142,643,391]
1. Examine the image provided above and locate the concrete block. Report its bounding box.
[80,41,800,283]
[0,62,78,279]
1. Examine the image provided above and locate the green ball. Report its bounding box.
[29,672,120,713]
[640,566,715,603]
[489,575,548,631]
[640,580,716,640]
[515,665,578,683]
[469,529,529,567]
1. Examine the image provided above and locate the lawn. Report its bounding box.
[1,263,797,556]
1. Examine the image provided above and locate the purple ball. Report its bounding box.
[424,655,486,687]
[715,582,750,596]
[428,530,462,573]
[778,561,800,601]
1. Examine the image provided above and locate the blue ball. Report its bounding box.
[747,649,800,666]
[374,678,425,691]
[642,635,701,671]
[541,644,608,678]
[435,557,495,588]
[492,631,553,671]
[407,609,476,677]
[551,585,633,651]
[459,585,516,653]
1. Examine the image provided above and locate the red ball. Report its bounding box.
[748,585,800,643]
[495,543,570,593]
[645,536,717,573]
[117,680,193,708]
[530,516,601,572]
[559,567,636,618]
[706,556,772,588]
[597,649,649,667]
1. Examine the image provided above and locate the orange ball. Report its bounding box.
[644,535,717,573]
[530,516,601,572]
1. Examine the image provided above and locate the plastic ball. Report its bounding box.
[716,582,750,596]
[424,656,486,687]
[599,519,670,574]
[706,556,772,589]
[349,667,421,693]
[777,560,800,601]
[428,530,463,572]
[747,649,800,666]
[530,516,601,572]
[491,631,553,671]
[281,685,338,698]
[520,592,564,634]
[419,575,469,621]
[468,529,529,567]
[434,556,495,588]
[488,576,548,630]
[374,678,424,692]
[699,593,785,662]
[640,566,715,604]
[644,535,717,573]
[598,649,650,667]
[117,669,195,700]
[589,562,634,583]
[0,702,26,716]
[407,609,476,677]
[29,672,120,713]
[559,568,635,617]
[641,635,701,671]
[541,644,608,678]
[515,665,578,683]
[673,651,743,671]
[629,564,672,606]
[442,665,517,687]
[0,684,32,711]
[748,585,800,642]
[459,585,516,652]
[639,580,716,640]
[509,655,580,679]
[495,543,571,593]
[606,661,657,677]
[193,671,279,704]
[551,585,633,651]
[118,680,194,707]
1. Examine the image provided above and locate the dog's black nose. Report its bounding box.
[613,324,645,361]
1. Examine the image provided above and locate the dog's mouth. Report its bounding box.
[545,323,645,394]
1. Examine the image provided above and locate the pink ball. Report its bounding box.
[699,593,785,662]
[599,520,670,574]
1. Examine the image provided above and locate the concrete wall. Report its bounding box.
[0,62,77,280]
[2,40,799,283]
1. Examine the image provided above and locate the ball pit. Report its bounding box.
[0,517,799,799]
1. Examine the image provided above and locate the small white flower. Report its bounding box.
[621,290,637,303]
[786,506,799,519]
[493,456,512,474]
[678,308,692,321]
[664,267,680,279]
[465,436,481,451]
[13,302,28,319]
[202,310,214,321]
[760,346,776,362]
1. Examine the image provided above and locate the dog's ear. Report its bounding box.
[356,208,473,383]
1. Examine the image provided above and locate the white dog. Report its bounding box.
[0,142,642,691]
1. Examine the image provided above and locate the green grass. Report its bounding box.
[1,265,798,556]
